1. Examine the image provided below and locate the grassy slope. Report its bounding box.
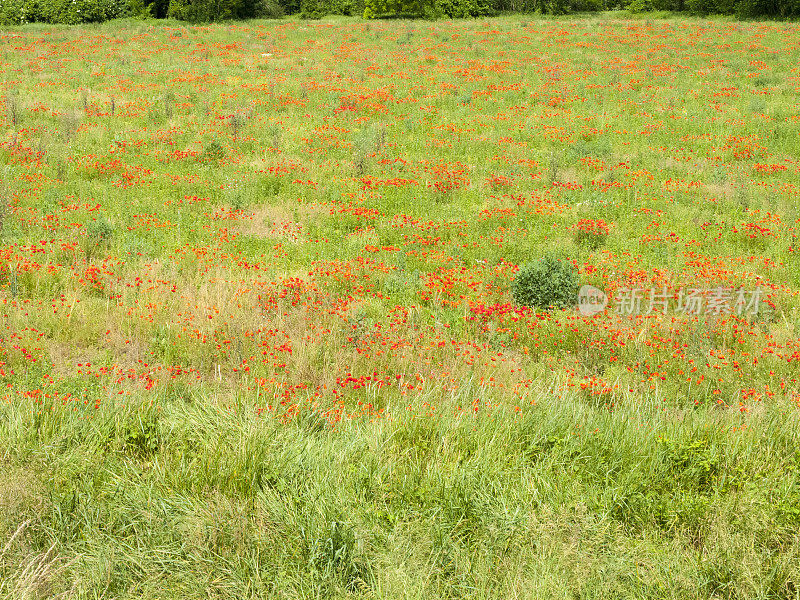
[0,12,799,599]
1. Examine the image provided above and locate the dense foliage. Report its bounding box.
[0,0,797,24]
[0,0,138,24]
[511,256,580,311]
[167,0,282,20]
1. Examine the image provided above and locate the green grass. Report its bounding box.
[2,388,799,598]
[1,12,800,598]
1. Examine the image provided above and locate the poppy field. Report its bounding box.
[1,14,800,599]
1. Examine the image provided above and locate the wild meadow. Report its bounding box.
[1,14,799,598]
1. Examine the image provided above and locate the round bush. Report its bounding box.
[511,255,579,310]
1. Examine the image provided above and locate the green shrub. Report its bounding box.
[511,255,578,311]
[363,0,430,18]
[201,140,226,162]
[686,0,734,13]
[239,0,284,16]
[625,0,651,11]
[0,0,33,24]
[521,0,606,13]
[0,0,134,25]
[168,0,280,20]
[301,0,362,18]
[168,0,239,20]
[3,0,798,22]
[430,0,493,17]
[735,0,800,16]
[568,0,606,9]
[3,0,796,22]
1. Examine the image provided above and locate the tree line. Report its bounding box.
[0,0,796,29]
